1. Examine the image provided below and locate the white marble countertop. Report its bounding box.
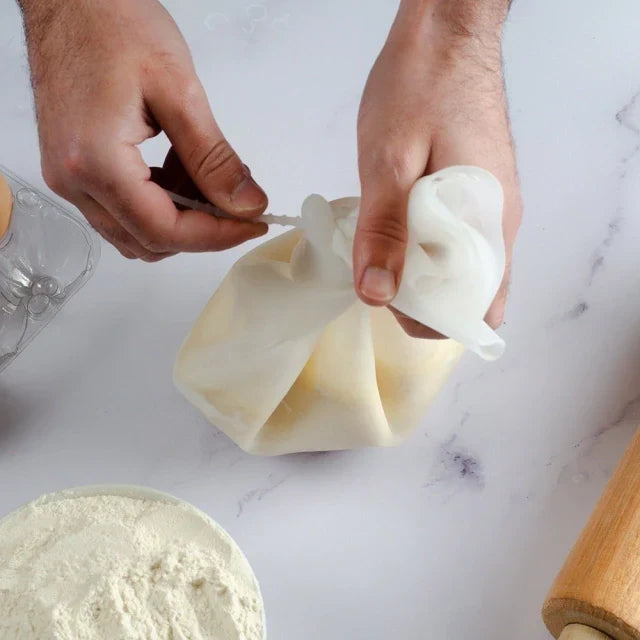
[2,1,640,638]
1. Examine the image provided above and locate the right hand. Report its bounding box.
[19,0,268,261]
[354,0,521,339]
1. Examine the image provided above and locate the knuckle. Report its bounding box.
[385,152,413,185]
[179,77,205,108]
[108,226,134,248]
[154,67,207,128]
[60,143,92,183]
[121,205,176,253]
[143,52,192,86]
[191,139,238,183]
[141,234,171,253]
[360,214,408,247]
[170,78,204,121]
[361,146,413,187]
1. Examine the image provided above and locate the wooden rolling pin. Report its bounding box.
[543,428,640,640]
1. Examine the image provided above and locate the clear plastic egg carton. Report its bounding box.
[0,166,100,372]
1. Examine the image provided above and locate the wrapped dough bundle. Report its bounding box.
[175,166,505,456]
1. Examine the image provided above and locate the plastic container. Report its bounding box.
[0,166,100,372]
[0,484,267,639]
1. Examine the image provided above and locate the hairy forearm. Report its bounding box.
[388,0,510,74]
[398,0,511,27]
[17,0,61,26]
[16,0,76,92]
[17,0,70,54]
[395,0,510,47]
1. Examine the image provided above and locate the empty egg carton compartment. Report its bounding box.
[0,166,100,372]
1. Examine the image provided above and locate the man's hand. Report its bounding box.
[19,0,268,261]
[354,0,522,338]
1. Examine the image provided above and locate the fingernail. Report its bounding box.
[231,175,267,212]
[360,266,397,303]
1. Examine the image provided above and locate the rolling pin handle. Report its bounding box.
[558,624,612,640]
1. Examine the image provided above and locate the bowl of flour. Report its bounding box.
[0,485,266,640]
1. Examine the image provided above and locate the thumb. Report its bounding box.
[147,74,267,217]
[354,166,411,306]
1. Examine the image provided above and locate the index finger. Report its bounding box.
[86,143,268,253]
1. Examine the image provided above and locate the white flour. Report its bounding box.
[0,492,265,640]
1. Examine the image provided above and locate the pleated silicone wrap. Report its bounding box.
[175,166,506,455]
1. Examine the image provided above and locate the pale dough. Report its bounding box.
[175,167,505,456]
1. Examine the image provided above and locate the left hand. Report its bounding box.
[354,0,522,338]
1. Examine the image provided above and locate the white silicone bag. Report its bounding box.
[175,167,505,455]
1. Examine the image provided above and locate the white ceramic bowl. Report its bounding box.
[0,484,266,639]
